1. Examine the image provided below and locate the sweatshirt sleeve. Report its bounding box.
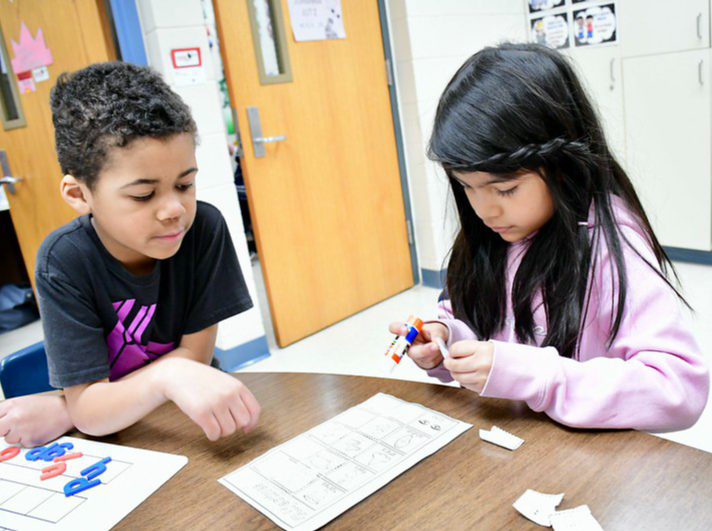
[480,227,709,431]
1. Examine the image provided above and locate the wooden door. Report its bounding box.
[214,1,414,346]
[0,0,114,283]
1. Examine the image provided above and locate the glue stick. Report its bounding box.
[381,316,423,374]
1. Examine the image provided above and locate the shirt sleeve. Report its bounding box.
[183,203,254,334]
[480,227,709,431]
[36,270,110,388]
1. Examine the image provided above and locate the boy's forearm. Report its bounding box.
[65,325,217,436]
[66,350,198,436]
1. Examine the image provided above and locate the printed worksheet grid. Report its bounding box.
[224,395,460,527]
[0,450,132,524]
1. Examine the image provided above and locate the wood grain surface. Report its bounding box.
[75,373,712,530]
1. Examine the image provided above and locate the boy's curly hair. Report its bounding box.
[50,61,197,189]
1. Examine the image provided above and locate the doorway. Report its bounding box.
[213,0,417,347]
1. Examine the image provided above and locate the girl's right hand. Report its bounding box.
[387,321,449,370]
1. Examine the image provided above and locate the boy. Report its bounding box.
[0,62,260,446]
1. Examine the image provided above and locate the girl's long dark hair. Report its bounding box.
[428,42,685,359]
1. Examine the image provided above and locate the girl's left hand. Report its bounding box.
[444,340,495,394]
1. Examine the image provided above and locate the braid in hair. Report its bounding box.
[448,137,593,172]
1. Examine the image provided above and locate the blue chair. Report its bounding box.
[0,342,53,399]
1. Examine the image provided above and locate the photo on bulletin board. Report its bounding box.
[573,2,617,47]
[527,0,565,14]
[530,12,570,49]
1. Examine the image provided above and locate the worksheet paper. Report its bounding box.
[219,393,472,530]
[0,436,187,531]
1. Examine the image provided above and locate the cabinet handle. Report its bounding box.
[699,60,705,86]
[609,58,615,90]
[697,13,703,39]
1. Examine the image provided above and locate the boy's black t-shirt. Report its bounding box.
[35,201,253,388]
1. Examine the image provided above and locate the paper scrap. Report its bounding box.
[32,65,49,82]
[434,337,449,359]
[550,505,604,531]
[480,425,524,451]
[513,489,565,527]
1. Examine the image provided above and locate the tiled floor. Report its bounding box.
[1,261,710,454]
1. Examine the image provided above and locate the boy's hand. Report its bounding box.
[160,358,260,441]
[0,395,73,447]
[443,340,494,393]
[387,321,449,370]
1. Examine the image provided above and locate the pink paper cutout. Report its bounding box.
[10,22,53,74]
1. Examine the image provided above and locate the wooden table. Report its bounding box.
[80,373,712,530]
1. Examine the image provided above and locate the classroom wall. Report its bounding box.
[133,0,526,329]
[386,0,527,286]
[135,0,267,357]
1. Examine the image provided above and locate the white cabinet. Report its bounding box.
[566,46,626,163]
[622,49,712,251]
[532,0,712,252]
[619,0,710,57]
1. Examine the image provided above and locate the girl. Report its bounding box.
[392,43,709,431]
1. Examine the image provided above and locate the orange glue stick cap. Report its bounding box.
[407,316,423,332]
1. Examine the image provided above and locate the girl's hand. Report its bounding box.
[387,321,449,370]
[444,340,495,393]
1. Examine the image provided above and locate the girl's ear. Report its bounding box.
[60,175,92,215]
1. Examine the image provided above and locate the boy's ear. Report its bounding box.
[60,175,92,215]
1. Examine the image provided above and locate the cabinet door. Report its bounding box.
[567,47,626,163]
[623,49,711,251]
[619,0,709,58]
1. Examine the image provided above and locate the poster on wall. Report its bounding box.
[10,22,53,74]
[170,47,207,86]
[287,0,346,42]
[528,0,565,14]
[573,3,617,47]
[10,21,53,94]
[530,12,570,49]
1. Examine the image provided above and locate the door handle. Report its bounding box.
[0,177,22,195]
[0,151,22,195]
[246,106,286,158]
[254,135,287,143]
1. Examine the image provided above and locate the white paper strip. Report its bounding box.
[434,337,449,359]
[550,505,605,531]
[480,425,524,450]
[513,489,565,527]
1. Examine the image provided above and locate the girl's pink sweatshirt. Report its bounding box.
[429,197,709,430]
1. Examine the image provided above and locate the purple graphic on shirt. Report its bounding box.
[107,299,174,381]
